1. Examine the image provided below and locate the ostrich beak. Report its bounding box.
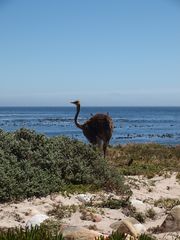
[70,100,80,105]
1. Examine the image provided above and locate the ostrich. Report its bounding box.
[71,100,114,157]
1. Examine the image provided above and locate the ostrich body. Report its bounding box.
[71,100,113,157]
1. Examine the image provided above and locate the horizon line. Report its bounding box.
[0,105,180,108]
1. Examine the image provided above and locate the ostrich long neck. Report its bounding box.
[74,104,83,129]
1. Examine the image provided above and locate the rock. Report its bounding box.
[114,217,146,238]
[76,194,93,203]
[159,205,180,232]
[110,217,139,230]
[28,209,41,216]
[92,214,102,222]
[80,210,102,222]
[130,198,150,212]
[26,214,49,228]
[61,226,101,240]
[133,223,146,234]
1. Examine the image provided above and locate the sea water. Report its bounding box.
[0,107,180,145]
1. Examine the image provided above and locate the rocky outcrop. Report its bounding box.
[159,205,180,232]
[111,217,146,238]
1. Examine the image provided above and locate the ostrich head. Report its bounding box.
[70,100,80,106]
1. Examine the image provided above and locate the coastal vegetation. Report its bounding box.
[0,226,156,240]
[0,128,130,202]
[0,226,64,240]
[0,128,179,239]
[0,128,180,203]
[108,143,180,178]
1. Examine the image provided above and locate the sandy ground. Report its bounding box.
[0,172,180,239]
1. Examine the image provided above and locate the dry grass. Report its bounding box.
[107,143,180,178]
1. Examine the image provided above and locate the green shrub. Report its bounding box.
[139,234,156,240]
[0,226,64,240]
[48,204,77,219]
[96,198,130,209]
[0,227,156,240]
[0,128,130,202]
[96,232,156,240]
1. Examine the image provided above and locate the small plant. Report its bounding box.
[96,198,130,209]
[139,234,156,240]
[96,232,126,240]
[48,203,77,220]
[145,208,156,220]
[96,232,156,240]
[0,226,64,240]
[154,198,180,210]
[41,219,65,236]
[133,212,146,223]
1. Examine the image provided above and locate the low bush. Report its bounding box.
[0,128,130,202]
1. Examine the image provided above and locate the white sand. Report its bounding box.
[0,172,179,239]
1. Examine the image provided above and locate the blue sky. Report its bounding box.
[0,0,180,106]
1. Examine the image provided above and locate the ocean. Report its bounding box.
[0,106,180,145]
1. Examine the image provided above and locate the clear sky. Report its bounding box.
[0,0,180,106]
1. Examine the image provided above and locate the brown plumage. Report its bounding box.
[71,100,114,157]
